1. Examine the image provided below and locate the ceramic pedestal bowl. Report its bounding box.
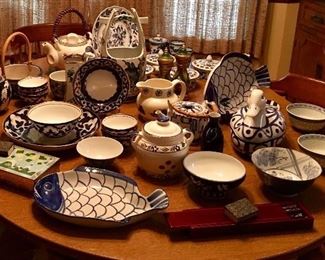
[298,134,325,169]
[252,147,322,196]
[101,113,138,150]
[286,103,325,132]
[27,101,82,138]
[76,136,123,168]
[183,151,246,199]
[18,76,49,104]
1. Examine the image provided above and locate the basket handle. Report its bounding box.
[53,7,89,40]
[1,32,32,78]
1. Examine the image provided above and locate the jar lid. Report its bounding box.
[171,101,209,118]
[143,112,182,138]
[149,34,168,44]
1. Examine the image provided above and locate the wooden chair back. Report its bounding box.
[271,73,325,107]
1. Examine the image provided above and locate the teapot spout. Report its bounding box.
[42,42,59,67]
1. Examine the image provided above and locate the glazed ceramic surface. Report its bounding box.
[145,64,154,75]
[170,67,200,81]
[101,113,138,149]
[4,64,42,98]
[183,151,246,199]
[3,107,99,152]
[286,103,325,132]
[168,100,211,142]
[27,101,82,138]
[169,40,185,55]
[0,76,10,112]
[49,70,66,100]
[73,58,129,115]
[132,113,194,179]
[298,134,325,168]
[230,89,286,154]
[252,147,322,196]
[17,76,49,105]
[0,145,59,180]
[148,34,168,53]
[34,166,169,228]
[191,55,219,73]
[77,136,123,168]
[204,52,270,120]
[136,78,186,121]
[92,6,139,56]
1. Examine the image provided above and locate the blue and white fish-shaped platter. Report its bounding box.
[203,52,270,120]
[33,166,169,228]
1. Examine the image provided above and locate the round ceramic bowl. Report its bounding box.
[76,136,123,168]
[252,147,322,196]
[49,70,66,100]
[286,103,325,132]
[183,151,246,199]
[27,101,82,138]
[18,76,48,104]
[298,134,325,169]
[4,64,42,98]
[101,113,138,149]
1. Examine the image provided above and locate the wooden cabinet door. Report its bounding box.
[291,29,325,81]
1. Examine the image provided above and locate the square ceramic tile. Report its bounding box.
[0,145,59,180]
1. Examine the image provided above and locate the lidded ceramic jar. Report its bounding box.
[230,88,286,154]
[132,111,194,179]
[168,100,215,142]
[148,34,168,54]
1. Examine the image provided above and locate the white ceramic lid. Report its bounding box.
[149,34,168,44]
[58,33,87,46]
[144,119,181,138]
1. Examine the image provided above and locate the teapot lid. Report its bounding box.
[143,111,182,138]
[57,33,87,47]
[149,34,168,44]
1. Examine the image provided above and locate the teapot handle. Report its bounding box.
[183,129,194,145]
[171,79,186,101]
[53,7,90,40]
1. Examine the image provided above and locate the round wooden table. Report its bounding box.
[0,81,324,259]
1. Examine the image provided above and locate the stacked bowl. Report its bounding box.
[18,76,49,104]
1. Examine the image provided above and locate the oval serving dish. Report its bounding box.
[33,166,169,228]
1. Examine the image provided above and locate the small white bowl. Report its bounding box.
[286,103,325,132]
[77,136,123,167]
[27,101,82,138]
[298,134,325,169]
[183,151,246,199]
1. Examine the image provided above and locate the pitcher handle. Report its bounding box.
[171,79,186,101]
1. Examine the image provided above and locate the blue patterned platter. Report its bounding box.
[73,58,129,115]
[3,107,99,152]
[203,52,270,119]
[92,6,139,57]
[34,166,169,228]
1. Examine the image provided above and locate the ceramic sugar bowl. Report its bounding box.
[230,88,286,154]
[132,111,194,179]
[168,100,217,142]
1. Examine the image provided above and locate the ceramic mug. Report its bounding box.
[101,113,138,150]
[49,70,66,100]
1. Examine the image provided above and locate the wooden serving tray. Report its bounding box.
[166,202,314,235]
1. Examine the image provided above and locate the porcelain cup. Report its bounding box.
[49,70,66,100]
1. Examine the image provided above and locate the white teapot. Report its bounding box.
[42,8,93,69]
[230,88,286,154]
[132,111,194,179]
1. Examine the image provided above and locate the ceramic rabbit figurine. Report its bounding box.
[230,88,286,155]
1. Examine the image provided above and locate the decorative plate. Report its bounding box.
[3,107,99,152]
[34,166,169,228]
[73,58,129,115]
[203,52,270,118]
[170,67,200,80]
[146,53,176,66]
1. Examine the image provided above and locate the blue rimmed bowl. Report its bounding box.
[298,134,325,169]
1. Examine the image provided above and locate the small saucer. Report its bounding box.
[3,107,100,152]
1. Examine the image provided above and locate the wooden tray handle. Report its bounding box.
[1,32,32,78]
[53,7,89,40]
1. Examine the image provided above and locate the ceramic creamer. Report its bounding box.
[136,78,186,121]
